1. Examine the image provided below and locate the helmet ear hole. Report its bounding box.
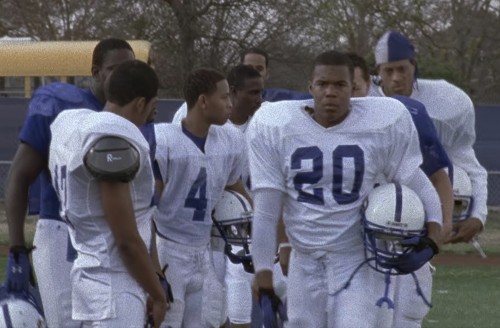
[362,183,426,274]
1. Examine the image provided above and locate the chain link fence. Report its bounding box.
[1,160,500,210]
[0,161,9,201]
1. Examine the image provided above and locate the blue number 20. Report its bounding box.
[291,145,364,205]
[184,167,208,221]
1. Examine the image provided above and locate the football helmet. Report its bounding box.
[452,165,473,222]
[0,284,46,328]
[212,190,254,273]
[362,183,427,274]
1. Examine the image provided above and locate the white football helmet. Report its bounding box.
[212,190,254,273]
[0,293,46,328]
[362,183,426,274]
[452,165,473,222]
[212,190,253,246]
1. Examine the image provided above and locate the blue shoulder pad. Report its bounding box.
[33,82,84,104]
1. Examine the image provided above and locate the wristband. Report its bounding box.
[278,243,291,251]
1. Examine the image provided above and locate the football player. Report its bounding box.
[370,31,487,244]
[153,68,250,328]
[248,51,443,327]
[218,64,288,328]
[171,47,311,124]
[5,38,136,328]
[348,51,453,328]
[49,60,168,327]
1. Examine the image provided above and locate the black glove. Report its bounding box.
[394,236,439,274]
[6,246,34,293]
[259,288,287,328]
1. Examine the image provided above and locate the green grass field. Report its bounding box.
[424,266,500,328]
[0,203,499,327]
[423,213,500,328]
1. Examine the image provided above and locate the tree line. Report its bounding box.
[1,0,499,103]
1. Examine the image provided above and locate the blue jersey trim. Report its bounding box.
[392,96,451,177]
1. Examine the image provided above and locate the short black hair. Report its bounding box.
[311,51,354,79]
[345,52,370,82]
[184,68,226,110]
[92,38,134,68]
[240,47,269,68]
[105,60,158,106]
[227,65,262,90]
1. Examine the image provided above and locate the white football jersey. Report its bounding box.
[370,79,488,222]
[171,102,187,124]
[154,123,246,246]
[247,97,426,253]
[49,109,154,319]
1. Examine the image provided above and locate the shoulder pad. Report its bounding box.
[33,82,84,104]
[84,137,140,183]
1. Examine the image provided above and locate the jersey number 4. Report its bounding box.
[184,167,208,221]
[291,145,364,205]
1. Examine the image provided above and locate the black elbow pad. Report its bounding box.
[84,136,140,183]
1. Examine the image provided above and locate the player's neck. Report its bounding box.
[230,108,249,125]
[104,103,142,126]
[183,112,210,137]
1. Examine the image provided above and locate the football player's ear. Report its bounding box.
[308,81,313,94]
[91,64,100,80]
[135,97,147,114]
[198,94,207,109]
[230,85,237,95]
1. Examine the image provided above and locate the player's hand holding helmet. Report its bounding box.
[6,245,34,293]
[392,235,439,274]
[362,183,436,274]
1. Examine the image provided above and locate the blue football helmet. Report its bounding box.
[212,190,254,273]
[0,284,46,328]
[452,165,473,222]
[362,183,427,274]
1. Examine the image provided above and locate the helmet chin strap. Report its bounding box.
[212,216,255,273]
[376,271,395,309]
[329,257,432,309]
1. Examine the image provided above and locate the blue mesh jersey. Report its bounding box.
[392,95,451,177]
[19,82,103,219]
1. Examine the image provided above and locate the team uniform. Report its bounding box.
[370,79,488,223]
[154,122,245,328]
[248,98,442,328]
[170,107,286,326]
[19,82,102,328]
[220,119,287,326]
[379,96,451,328]
[48,109,155,326]
[370,80,487,327]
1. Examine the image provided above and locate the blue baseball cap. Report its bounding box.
[375,31,416,65]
